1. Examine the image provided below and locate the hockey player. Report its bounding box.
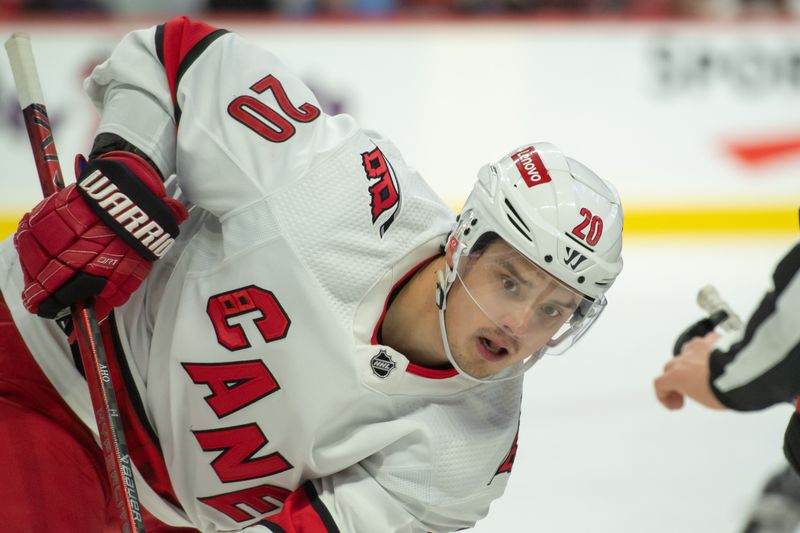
[0,16,624,532]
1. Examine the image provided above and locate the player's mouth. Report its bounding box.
[476,336,510,362]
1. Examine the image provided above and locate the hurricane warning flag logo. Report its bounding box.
[361,147,400,237]
[489,430,519,485]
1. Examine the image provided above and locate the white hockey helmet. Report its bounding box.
[436,142,623,382]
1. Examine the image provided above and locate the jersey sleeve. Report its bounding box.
[85,16,357,218]
[709,239,800,411]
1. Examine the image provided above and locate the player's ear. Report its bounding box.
[445,235,457,269]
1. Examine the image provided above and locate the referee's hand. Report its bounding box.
[654,332,726,411]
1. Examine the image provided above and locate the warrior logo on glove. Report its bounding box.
[77,153,185,262]
[14,150,188,319]
[80,169,175,259]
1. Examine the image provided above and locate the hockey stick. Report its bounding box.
[672,284,743,356]
[5,33,145,533]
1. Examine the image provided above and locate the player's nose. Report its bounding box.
[499,308,535,338]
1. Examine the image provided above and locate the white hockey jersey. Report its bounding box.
[0,17,522,533]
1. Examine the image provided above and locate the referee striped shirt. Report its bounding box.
[710,239,800,411]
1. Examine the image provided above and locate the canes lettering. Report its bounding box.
[184,286,295,522]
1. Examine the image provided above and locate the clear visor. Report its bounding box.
[446,240,606,381]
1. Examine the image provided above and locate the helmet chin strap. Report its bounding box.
[436,267,484,383]
[435,269,449,311]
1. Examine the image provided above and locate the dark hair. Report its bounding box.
[470,231,501,256]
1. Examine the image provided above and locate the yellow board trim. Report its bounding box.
[623,205,798,235]
[0,216,19,240]
[445,204,798,236]
[0,205,796,240]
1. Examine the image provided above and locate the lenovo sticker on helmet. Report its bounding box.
[511,146,552,188]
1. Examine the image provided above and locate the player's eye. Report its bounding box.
[501,276,518,294]
[540,304,562,319]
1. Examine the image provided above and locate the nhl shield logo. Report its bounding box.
[370,349,396,378]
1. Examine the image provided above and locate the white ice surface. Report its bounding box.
[471,236,799,533]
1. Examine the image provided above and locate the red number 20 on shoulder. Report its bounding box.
[228,74,320,143]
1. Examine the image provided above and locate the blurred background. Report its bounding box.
[0,2,798,532]
[3,0,800,19]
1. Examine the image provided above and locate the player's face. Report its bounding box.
[444,240,581,379]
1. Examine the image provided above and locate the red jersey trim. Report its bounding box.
[369,256,435,345]
[371,256,438,345]
[406,363,458,379]
[259,481,340,533]
[155,16,229,124]
[370,255,457,380]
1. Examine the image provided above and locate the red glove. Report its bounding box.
[14,151,188,319]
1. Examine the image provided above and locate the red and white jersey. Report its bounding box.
[0,17,522,533]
